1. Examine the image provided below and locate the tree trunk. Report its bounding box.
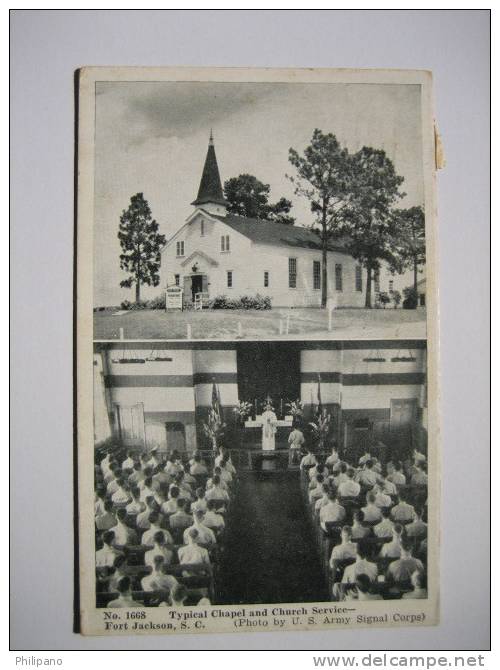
[321,205,328,308]
[135,280,140,303]
[365,266,372,308]
[413,259,418,295]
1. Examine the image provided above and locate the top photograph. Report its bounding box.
[84,68,436,342]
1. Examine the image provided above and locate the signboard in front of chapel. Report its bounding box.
[166,286,183,310]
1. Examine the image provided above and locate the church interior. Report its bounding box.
[94,339,429,606]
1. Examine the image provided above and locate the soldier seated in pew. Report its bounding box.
[405,506,427,539]
[390,493,416,524]
[385,538,424,588]
[350,510,370,541]
[379,523,404,559]
[361,492,383,524]
[107,576,143,608]
[183,509,217,548]
[144,530,174,567]
[402,569,427,600]
[329,526,358,566]
[108,554,129,592]
[344,574,383,601]
[203,499,225,533]
[373,507,395,539]
[319,489,346,531]
[190,451,209,476]
[338,467,361,498]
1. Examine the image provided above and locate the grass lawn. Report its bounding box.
[94,307,426,341]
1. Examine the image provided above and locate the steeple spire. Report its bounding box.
[191,132,227,211]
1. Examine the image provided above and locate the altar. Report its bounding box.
[244,413,294,451]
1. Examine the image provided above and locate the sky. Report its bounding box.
[94,81,423,306]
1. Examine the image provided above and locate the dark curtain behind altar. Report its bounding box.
[236,342,301,414]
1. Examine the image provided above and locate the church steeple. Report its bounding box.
[191,132,227,214]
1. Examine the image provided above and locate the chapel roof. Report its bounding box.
[209,212,349,254]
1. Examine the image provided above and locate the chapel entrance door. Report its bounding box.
[191,274,203,301]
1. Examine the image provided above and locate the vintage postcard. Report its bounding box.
[77,67,440,635]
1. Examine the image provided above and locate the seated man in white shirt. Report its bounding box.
[300,449,317,470]
[136,496,158,530]
[207,467,229,492]
[121,450,137,472]
[350,510,370,541]
[221,453,236,477]
[108,576,142,608]
[331,462,349,488]
[382,476,398,497]
[112,508,138,547]
[405,507,427,539]
[325,444,340,468]
[152,465,171,493]
[203,499,225,532]
[411,462,428,486]
[390,494,416,524]
[361,492,383,523]
[387,461,406,487]
[139,476,155,503]
[379,523,404,558]
[309,457,329,483]
[161,486,180,516]
[319,491,346,531]
[169,498,193,530]
[341,540,378,585]
[314,483,331,512]
[338,468,361,499]
[402,569,427,600]
[128,462,145,487]
[358,451,372,466]
[205,475,230,507]
[373,507,395,539]
[111,478,132,505]
[329,526,358,567]
[386,538,424,586]
[371,484,392,510]
[144,530,174,567]
[357,460,379,489]
[126,486,146,516]
[108,554,128,592]
[348,573,383,601]
[178,528,211,568]
[94,489,107,517]
[96,530,122,568]
[190,453,209,476]
[191,488,208,514]
[183,509,217,548]
[141,511,166,546]
[95,499,117,532]
[309,474,326,504]
[142,554,168,591]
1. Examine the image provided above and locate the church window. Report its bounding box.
[374,268,380,293]
[200,220,205,236]
[227,271,233,288]
[389,279,394,292]
[176,241,184,257]
[174,274,180,286]
[313,261,321,290]
[335,263,343,291]
[221,235,230,252]
[288,258,297,288]
[355,265,363,292]
[264,271,269,288]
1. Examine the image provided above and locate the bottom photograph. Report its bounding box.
[92,339,429,612]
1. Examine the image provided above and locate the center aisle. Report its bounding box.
[218,470,329,605]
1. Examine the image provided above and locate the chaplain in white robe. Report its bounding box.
[261,404,278,451]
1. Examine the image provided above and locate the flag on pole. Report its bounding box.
[316,374,323,418]
[211,379,222,419]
